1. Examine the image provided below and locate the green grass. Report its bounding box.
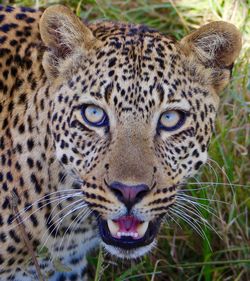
[2,0,249,280]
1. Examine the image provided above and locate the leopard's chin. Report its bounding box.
[102,240,156,259]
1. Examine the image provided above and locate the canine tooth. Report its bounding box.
[137,221,149,237]
[134,233,139,238]
[117,232,121,237]
[107,219,119,236]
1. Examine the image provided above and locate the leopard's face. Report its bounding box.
[41,6,241,258]
[49,29,218,258]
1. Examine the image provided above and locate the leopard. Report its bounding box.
[0,4,242,281]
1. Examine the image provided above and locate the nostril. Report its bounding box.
[110,186,124,201]
[136,189,148,201]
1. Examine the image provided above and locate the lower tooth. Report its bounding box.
[137,221,149,237]
[116,232,139,238]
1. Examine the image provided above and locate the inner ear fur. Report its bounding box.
[180,21,242,92]
[39,5,99,80]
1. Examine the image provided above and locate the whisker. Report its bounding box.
[169,207,207,241]
[53,207,92,262]
[48,199,86,235]
[45,193,84,226]
[12,189,83,221]
[207,158,234,188]
[204,160,219,183]
[40,201,88,252]
[163,213,182,229]
[177,193,228,204]
[64,209,92,249]
[174,201,221,237]
[171,204,215,244]
[185,182,249,187]
[7,193,83,231]
[175,196,216,214]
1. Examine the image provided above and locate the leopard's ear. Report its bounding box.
[40,5,98,80]
[180,21,242,92]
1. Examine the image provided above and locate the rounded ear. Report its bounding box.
[180,21,242,92]
[180,21,242,67]
[39,5,98,80]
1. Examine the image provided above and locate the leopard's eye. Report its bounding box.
[81,104,108,127]
[158,110,186,131]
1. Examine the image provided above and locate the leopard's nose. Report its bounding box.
[108,181,149,209]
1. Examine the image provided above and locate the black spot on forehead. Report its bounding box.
[69,21,201,121]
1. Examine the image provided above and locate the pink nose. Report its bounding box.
[109,181,149,209]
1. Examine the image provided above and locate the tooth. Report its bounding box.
[134,233,139,238]
[137,222,149,237]
[117,232,121,237]
[107,219,119,236]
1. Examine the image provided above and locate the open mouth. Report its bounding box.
[97,215,161,249]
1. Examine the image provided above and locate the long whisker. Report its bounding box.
[174,201,221,237]
[47,198,86,237]
[11,189,83,222]
[176,195,216,213]
[40,200,88,252]
[169,207,208,241]
[170,206,212,250]
[65,209,92,249]
[170,207,204,236]
[204,160,219,183]
[177,193,229,204]
[53,207,92,262]
[163,213,182,229]
[40,198,85,242]
[45,193,84,226]
[7,193,83,231]
[207,158,234,188]
[185,182,249,187]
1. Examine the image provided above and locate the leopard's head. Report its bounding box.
[40,5,241,258]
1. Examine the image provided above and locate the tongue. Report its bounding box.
[115,216,140,232]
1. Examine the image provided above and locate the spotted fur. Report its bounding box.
[0,4,241,281]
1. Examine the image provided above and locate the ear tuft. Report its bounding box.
[180,21,242,68]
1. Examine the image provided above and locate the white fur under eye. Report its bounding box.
[84,105,105,124]
[160,110,180,128]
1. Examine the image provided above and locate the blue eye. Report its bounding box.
[158,110,186,131]
[81,104,109,127]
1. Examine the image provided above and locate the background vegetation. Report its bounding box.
[1,0,249,280]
